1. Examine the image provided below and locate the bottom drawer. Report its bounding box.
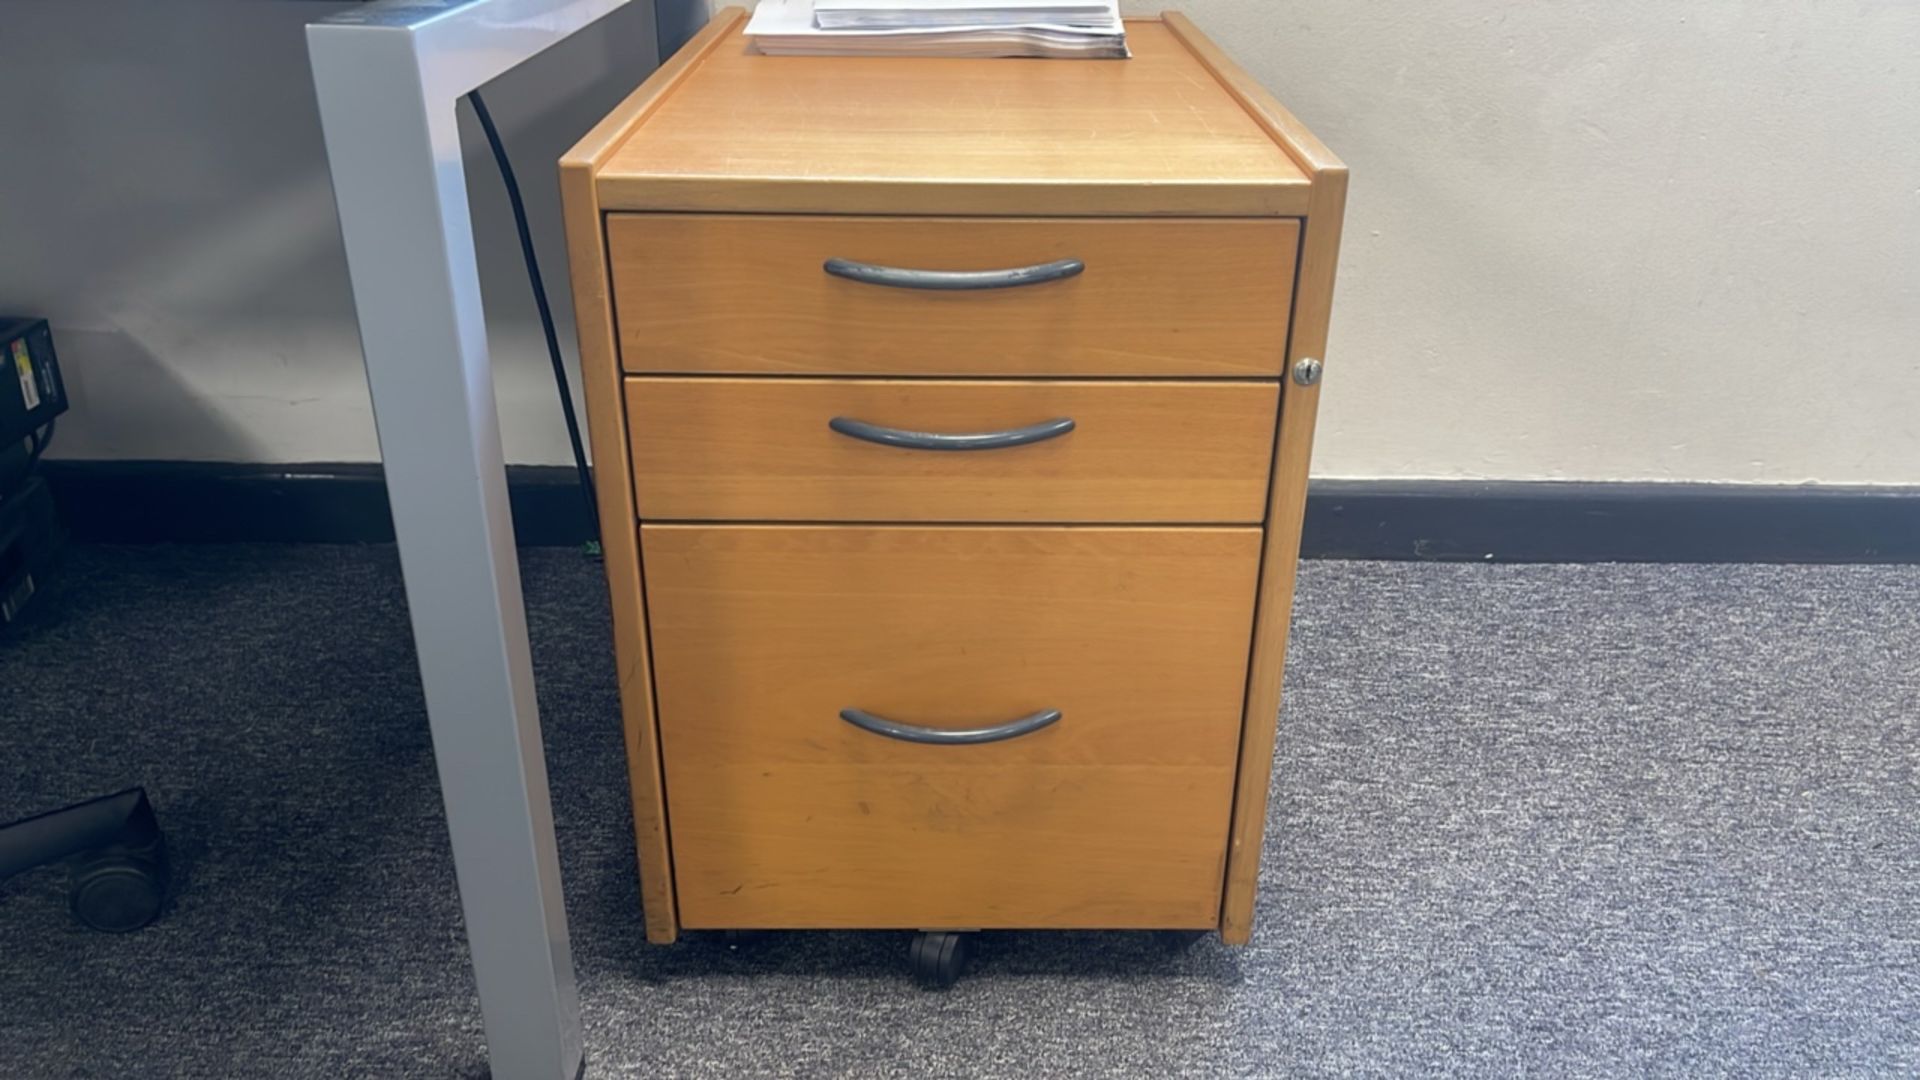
[641,524,1261,930]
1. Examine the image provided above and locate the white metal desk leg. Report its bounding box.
[307,3,636,1076]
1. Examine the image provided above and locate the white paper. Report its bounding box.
[745,0,1127,59]
[814,0,1116,30]
[816,0,1108,9]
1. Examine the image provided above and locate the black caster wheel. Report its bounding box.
[720,929,765,946]
[70,849,168,933]
[909,931,970,989]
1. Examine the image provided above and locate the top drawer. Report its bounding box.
[608,215,1299,377]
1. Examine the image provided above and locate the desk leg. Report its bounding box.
[310,31,584,1080]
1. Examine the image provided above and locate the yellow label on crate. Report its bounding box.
[13,338,40,410]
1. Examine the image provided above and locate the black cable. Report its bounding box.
[26,418,53,467]
[466,88,602,548]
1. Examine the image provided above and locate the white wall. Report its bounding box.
[0,0,660,465]
[1145,1,1920,484]
[5,1,1917,484]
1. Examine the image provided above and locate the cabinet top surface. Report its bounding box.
[579,11,1329,216]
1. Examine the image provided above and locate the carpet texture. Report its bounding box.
[2,546,1917,1077]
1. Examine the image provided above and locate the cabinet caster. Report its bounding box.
[909,931,970,989]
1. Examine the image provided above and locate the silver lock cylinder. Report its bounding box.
[1292,357,1323,386]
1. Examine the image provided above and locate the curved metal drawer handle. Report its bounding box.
[829,415,1075,451]
[823,257,1085,291]
[839,707,1062,746]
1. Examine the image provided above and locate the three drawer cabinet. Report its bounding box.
[561,7,1345,986]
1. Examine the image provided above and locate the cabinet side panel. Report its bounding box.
[561,162,678,944]
[1164,0,1350,948]
[1221,169,1348,944]
[553,2,750,948]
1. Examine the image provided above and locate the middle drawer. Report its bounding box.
[626,377,1279,523]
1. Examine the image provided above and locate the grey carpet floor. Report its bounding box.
[2,546,1918,1078]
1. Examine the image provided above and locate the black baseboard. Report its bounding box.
[37,461,591,548]
[1303,480,1919,564]
[34,462,1920,564]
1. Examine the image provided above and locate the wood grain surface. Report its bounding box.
[596,17,1309,216]
[609,214,1298,377]
[641,525,1260,928]
[625,377,1278,523]
[555,2,749,945]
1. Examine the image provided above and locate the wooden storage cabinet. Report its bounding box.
[561,10,1346,959]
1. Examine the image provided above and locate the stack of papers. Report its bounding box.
[814,0,1115,30]
[745,0,1129,59]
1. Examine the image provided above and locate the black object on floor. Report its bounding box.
[2,546,1918,1078]
[0,321,170,937]
[0,788,169,933]
[0,474,61,625]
